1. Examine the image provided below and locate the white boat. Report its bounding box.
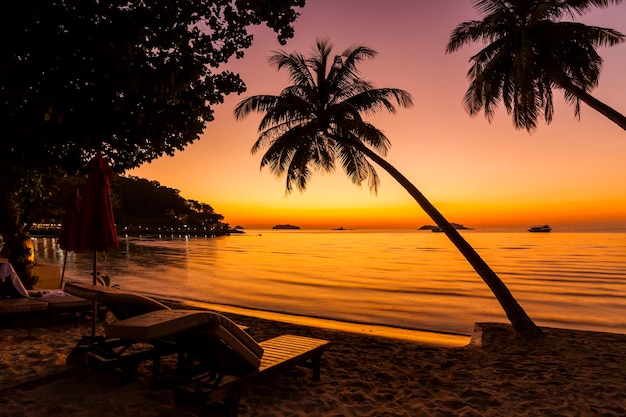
[528,225,552,233]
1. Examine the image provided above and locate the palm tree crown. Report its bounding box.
[234,38,413,194]
[446,0,625,131]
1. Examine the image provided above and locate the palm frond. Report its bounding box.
[351,122,392,156]
[285,145,314,193]
[449,0,625,131]
[256,90,314,132]
[336,137,381,194]
[336,45,378,79]
[542,76,555,123]
[236,40,412,193]
[446,20,484,53]
[269,50,315,89]
[345,88,414,116]
[233,95,280,120]
[251,123,290,155]
[548,0,624,19]
[563,89,583,119]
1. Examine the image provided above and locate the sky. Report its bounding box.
[129,0,626,231]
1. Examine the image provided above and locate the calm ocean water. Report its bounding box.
[33,229,626,339]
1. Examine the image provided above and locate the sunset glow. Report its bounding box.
[129,1,626,230]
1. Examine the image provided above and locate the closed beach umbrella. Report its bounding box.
[79,154,119,256]
[78,154,119,338]
[57,189,82,287]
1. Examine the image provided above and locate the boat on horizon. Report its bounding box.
[528,225,552,233]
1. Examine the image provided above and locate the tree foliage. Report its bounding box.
[446,0,625,132]
[1,0,305,174]
[0,0,304,277]
[112,176,226,232]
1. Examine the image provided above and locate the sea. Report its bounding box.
[33,228,626,343]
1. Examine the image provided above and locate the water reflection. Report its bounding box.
[33,230,626,336]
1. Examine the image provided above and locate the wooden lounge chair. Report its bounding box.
[0,297,48,315]
[65,283,331,415]
[105,309,331,416]
[0,263,95,324]
[63,283,255,378]
[63,282,174,376]
[64,281,169,320]
[29,266,99,316]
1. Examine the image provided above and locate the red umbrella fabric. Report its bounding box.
[79,155,119,256]
[78,154,119,339]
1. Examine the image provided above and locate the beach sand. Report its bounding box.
[1,311,625,417]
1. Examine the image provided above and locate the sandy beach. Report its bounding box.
[1,309,625,417]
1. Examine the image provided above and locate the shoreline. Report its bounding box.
[164,295,472,347]
[2,309,625,416]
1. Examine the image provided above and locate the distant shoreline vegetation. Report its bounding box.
[24,176,239,239]
[119,224,240,236]
[28,223,241,238]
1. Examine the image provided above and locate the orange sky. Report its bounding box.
[129,1,626,230]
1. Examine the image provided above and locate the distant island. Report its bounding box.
[272,224,301,230]
[419,223,473,232]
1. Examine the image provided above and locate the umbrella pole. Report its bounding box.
[61,250,68,288]
[91,251,97,340]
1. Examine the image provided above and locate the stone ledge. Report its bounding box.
[469,322,517,347]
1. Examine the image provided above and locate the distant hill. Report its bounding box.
[27,175,235,237]
[111,176,232,235]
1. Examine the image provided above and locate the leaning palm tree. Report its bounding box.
[446,0,625,132]
[234,39,544,341]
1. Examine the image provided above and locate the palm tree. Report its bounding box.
[234,39,544,341]
[446,0,625,132]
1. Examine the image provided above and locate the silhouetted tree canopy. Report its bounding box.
[112,176,225,232]
[1,0,305,174]
[0,0,304,279]
[22,175,226,235]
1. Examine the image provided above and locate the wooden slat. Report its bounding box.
[258,335,330,372]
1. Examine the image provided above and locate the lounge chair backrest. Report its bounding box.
[207,312,265,364]
[64,282,170,320]
[105,309,264,369]
[31,265,62,289]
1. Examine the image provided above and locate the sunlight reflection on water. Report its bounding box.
[35,229,626,336]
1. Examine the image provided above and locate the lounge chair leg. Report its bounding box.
[311,352,323,381]
[151,355,161,388]
[224,393,242,417]
[177,349,187,371]
[120,361,140,382]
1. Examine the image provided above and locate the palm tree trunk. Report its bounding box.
[556,79,626,131]
[351,141,545,341]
